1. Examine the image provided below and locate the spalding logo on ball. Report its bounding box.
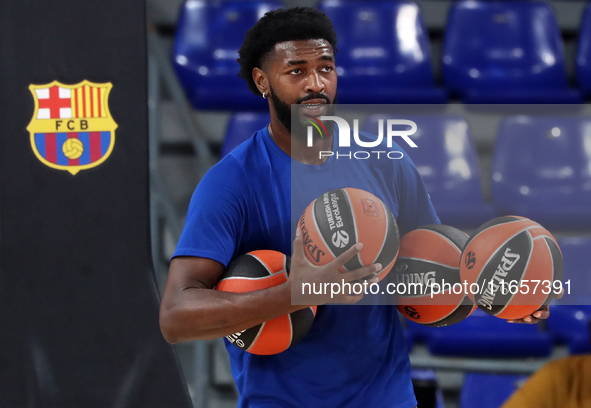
[393,224,477,327]
[464,251,476,270]
[215,250,317,355]
[298,187,399,281]
[460,216,564,320]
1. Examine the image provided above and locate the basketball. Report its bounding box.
[393,224,477,327]
[460,216,564,320]
[298,187,399,281]
[215,250,317,355]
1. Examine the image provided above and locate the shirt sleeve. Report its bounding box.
[395,152,440,235]
[172,155,251,267]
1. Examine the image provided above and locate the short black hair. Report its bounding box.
[238,7,338,96]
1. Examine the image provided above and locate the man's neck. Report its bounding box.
[268,121,332,165]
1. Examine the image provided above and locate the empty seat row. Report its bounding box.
[443,0,581,104]
[173,0,591,110]
[221,112,591,230]
[492,115,591,230]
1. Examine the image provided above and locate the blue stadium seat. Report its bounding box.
[556,236,591,304]
[320,1,447,104]
[460,373,529,408]
[425,308,553,358]
[547,305,591,353]
[362,114,497,228]
[442,1,582,103]
[546,236,591,353]
[221,112,270,158]
[568,334,591,355]
[173,1,281,110]
[577,3,591,95]
[491,116,591,229]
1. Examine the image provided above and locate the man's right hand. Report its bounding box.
[159,228,380,344]
[289,227,381,306]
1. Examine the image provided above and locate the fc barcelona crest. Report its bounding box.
[27,80,117,175]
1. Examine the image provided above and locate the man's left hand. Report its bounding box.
[507,289,564,324]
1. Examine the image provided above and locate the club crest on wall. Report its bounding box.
[27,81,117,175]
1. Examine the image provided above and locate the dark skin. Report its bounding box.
[255,39,336,164]
[160,239,378,342]
[160,39,379,343]
[160,39,553,343]
[507,289,562,323]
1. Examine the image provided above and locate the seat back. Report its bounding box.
[557,236,591,303]
[419,308,553,358]
[320,0,435,87]
[173,0,281,105]
[492,116,591,212]
[221,112,270,158]
[362,114,484,206]
[460,373,529,408]
[443,1,568,93]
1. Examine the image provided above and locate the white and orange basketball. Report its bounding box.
[298,187,400,281]
[460,216,564,320]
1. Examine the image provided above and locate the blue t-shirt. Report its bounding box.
[174,126,439,408]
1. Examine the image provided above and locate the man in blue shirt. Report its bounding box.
[159,7,551,407]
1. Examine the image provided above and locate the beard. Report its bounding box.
[269,85,337,142]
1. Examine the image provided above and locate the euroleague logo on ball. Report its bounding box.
[396,263,408,272]
[465,251,476,269]
[331,230,349,248]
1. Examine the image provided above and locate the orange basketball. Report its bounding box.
[460,216,564,320]
[216,250,317,355]
[393,224,477,326]
[297,187,399,281]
